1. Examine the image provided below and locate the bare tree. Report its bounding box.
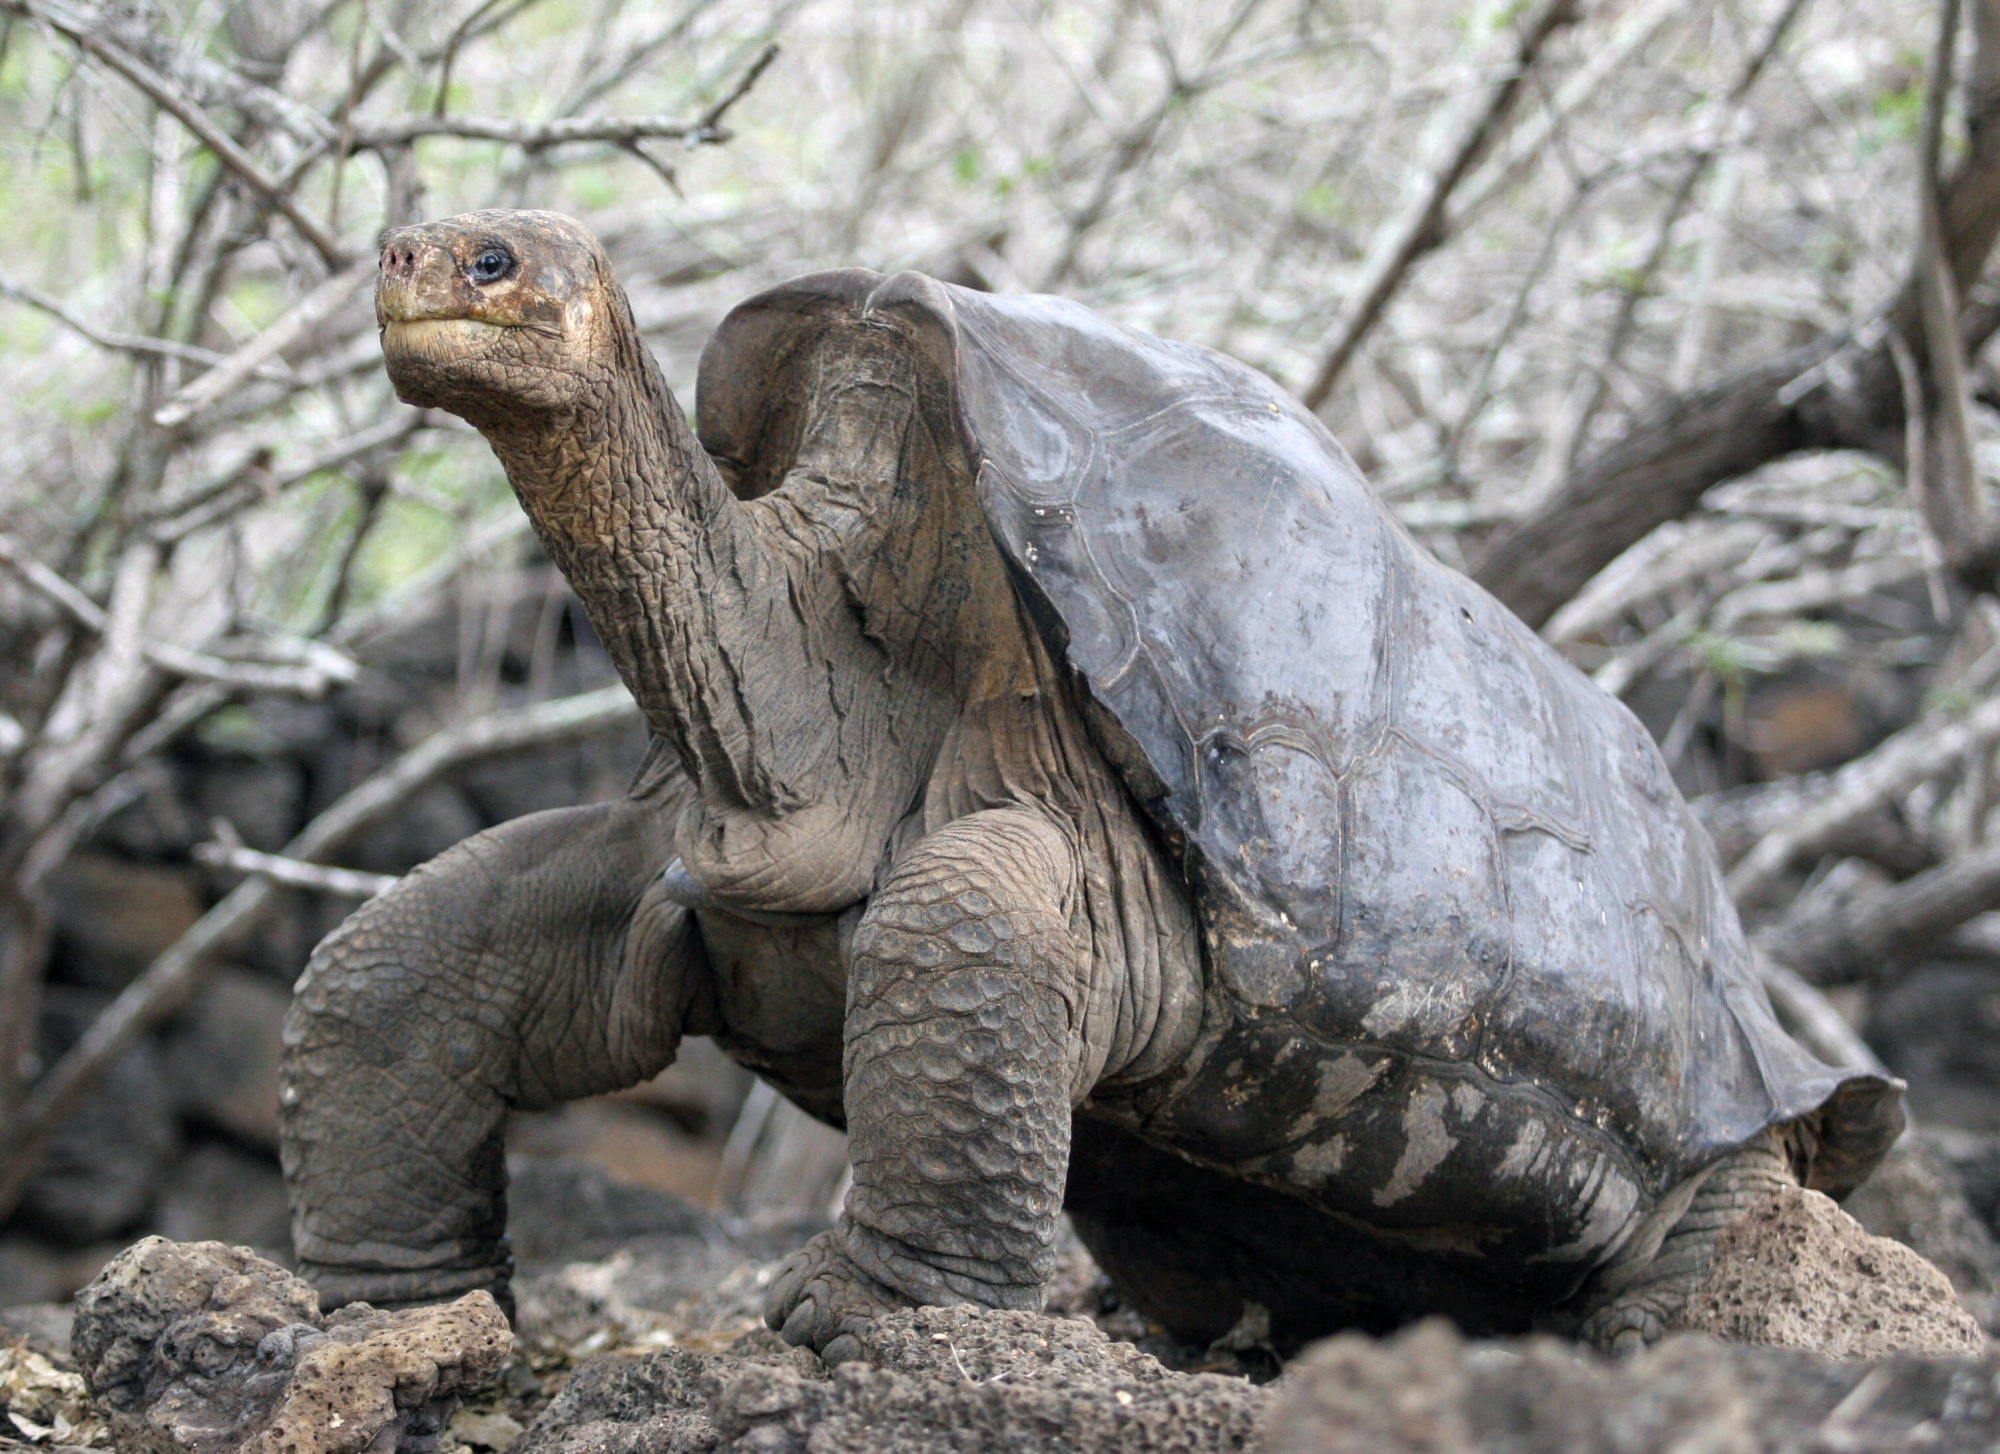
[0,0,774,1215]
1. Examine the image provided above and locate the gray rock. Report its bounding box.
[16,990,179,1245]
[152,1142,291,1255]
[513,1346,734,1454]
[513,1309,1261,1454]
[162,967,289,1150]
[507,1156,718,1264]
[45,854,204,990]
[1867,963,2000,1132]
[1925,1128,2000,1235]
[72,1237,510,1454]
[1847,1136,2000,1330]
[1263,1317,2000,1454]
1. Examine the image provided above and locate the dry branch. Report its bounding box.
[1757,955,1890,1075]
[193,833,398,899]
[1694,776,1940,879]
[1905,0,1998,589]
[1765,832,2000,984]
[151,259,376,429]
[0,271,266,372]
[0,538,358,696]
[16,0,350,268]
[0,535,109,631]
[1537,0,1811,485]
[1041,0,1273,289]
[1442,0,1693,234]
[1729,688,2000,910]
[1475,0,2000,628]
[0,684,642,1220]
[1545,519,1771,646]
[1299,0,1577,412]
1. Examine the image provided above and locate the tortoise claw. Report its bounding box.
[764,1227,912,1357]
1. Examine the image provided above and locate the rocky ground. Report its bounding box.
[1,1169,1998,1454]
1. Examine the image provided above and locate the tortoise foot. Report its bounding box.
[1576,1131,1796,1355]
[764,1228,916,1363]
[1577,1293,1675,1355]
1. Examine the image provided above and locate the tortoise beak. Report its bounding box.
[377,234,465,325]
[377,231,512,369]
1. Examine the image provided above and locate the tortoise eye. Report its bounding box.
[468,248,514,284]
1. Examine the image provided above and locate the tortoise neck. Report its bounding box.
[480,318,786,813]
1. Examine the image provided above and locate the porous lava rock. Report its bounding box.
[1674,1185,1986,1357]
[1262,1317,2000,1454]
[511,1307,1264,1454]
[1846,1135,2000,1329]
[69,1237,509,1453]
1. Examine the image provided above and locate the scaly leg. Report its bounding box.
[281,793,705,1314]
[1576,1129,1796,1352]
[765,807,1085,1363]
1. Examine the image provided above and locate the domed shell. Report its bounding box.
[696,269,1901,1207]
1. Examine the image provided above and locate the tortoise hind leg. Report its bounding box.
[1065,1117,1536,1350]
[1575,1130,1796,1353]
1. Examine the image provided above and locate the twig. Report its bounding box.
[1694,773,1940,878]
[145,415,430,543]
[431,0,514,117]
[1905,0,1995,588]
[152,257,375,428]
[1299,0,1578,411]
[1443,0,1695,233]
[1041,0,1271,289]
[713,1076,780,1211]
[1669,146,1744,388]
[1539,0,1813,485]
[1590,602,1699,699]
[194,830,398,899]
[355,41,778,150]
[23,2,349,267]
[1708,555,1927,631]
[1545,519,1770,646]
[1729,686,2000,909]
[696,41,780,137]
[1889,325,1956,618]
[1757,954,1889,1075]
[0,683,642,1220]
[0,537,359,695]
[0,534,107,631]
[351,109,739,149]
[0,269,275,371]
[1764,828,2000,983]
[142,643,353,698]
[1475,0,2000,628]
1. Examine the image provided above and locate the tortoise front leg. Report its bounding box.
[765,807,1086,1362]
[281,795,705,1315]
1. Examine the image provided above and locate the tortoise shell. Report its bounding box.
[696,269,1902,1240]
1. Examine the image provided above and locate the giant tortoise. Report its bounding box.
[280,210,1903,1359]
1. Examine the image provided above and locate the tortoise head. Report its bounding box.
[376,209,626,421]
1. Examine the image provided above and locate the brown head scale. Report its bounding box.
[376,209,625,422]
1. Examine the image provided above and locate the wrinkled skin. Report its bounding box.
[285,211,1832,1359]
